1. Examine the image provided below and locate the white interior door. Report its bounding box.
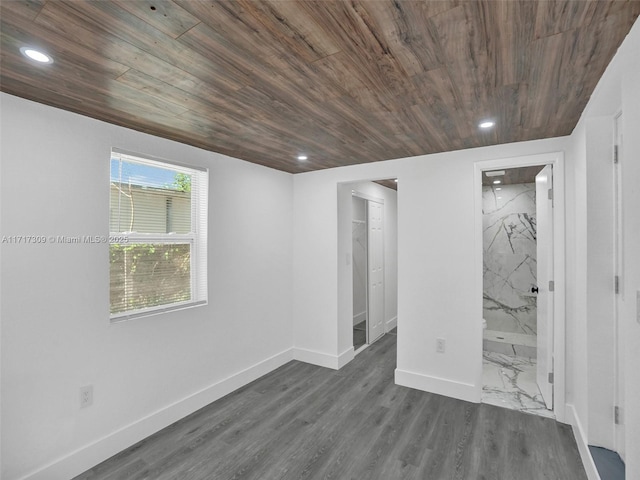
[536,165,554,410]
[368,200,384,343]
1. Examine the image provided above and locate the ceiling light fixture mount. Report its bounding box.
[20,46,53,64]
[297,155,308,161]
[479,120,495,129]
[493,180,502,185]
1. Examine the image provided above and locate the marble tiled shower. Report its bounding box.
[483,183,537,358]
[482,181,551,417]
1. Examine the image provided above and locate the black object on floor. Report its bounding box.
[589,445,625,480]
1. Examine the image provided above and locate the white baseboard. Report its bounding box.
[394,368,479,403]
[293,347,344,369]
[337,346,354,369]
[566,404,601,480]
[293,346,355,370]
[353,311,366,326]
[386,316,397,331]
[18,348,295,480]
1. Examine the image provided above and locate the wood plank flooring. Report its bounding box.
[74,334,586,480]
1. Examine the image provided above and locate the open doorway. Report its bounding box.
[475,152,566,421]
[480,165,555,418]
[343,179,398,355]
[351,192,386,351]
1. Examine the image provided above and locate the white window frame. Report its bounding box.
[110,149,208,322]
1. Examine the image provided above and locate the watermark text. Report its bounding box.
[1,235,129,244]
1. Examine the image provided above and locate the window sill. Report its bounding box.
[110,300,207,323]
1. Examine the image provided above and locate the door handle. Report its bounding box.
[531,286,539,294]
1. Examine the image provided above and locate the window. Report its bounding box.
[109,150,208,320]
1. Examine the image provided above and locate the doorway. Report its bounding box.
[351,191,385,352]
[475,152,566,422]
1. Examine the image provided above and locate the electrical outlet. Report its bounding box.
[436,338,446,353]
[80,385,93,408]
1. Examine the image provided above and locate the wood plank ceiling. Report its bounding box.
[1,1,638,173]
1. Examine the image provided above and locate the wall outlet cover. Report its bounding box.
[80,385,93,408]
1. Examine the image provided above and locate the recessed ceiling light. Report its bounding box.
[485,170,505,177]
[493,180,501,185]
[297,155,308,161]
[479,120,495,129]
[497,196,502,200]
[495,187,502,191]
[394,178,398,183]
[20,47,53,64]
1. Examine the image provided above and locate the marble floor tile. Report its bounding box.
[482,351,554,419]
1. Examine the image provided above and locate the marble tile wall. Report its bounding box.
[483,183,537,338]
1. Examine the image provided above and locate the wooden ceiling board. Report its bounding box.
[1,0,638,173]
[113,0,201,39]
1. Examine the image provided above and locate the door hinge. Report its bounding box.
[615,405,621,425]
[548,372,554,384]
[614,145,619,164]
[549,280,555,292]
[615,275,620,294]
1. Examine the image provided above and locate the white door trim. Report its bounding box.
[535,165,554,409]
[473,152,566,423]
[613,111,625,459]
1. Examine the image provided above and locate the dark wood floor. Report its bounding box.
[74,334,586,480]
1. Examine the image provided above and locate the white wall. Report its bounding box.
[293,136,567,398]
[565,115,587,417]
[564,18,640,476]
[0,94,294,480]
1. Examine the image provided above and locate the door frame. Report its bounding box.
[474,152,566,423]
[613,111,625,459]
[535,165,554,409]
